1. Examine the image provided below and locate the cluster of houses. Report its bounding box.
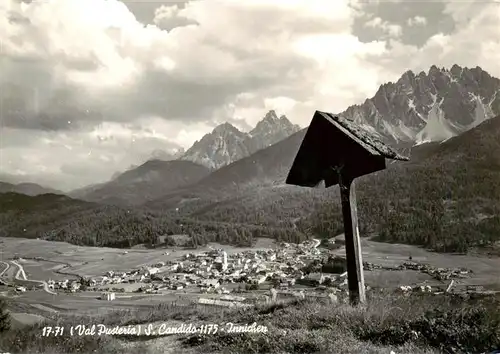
[395,262,471,281]
[72,241,326,298]
[363,261,472,281]
[46,279,82,292]
[9,241,325,300]
[25,239,478,304]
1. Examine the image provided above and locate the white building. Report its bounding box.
[222,251,228,271]
[101,292,116,301]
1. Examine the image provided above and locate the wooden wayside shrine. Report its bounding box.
[286,111,409,305]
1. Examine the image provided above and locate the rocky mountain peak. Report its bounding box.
[212,122,241,135]
[249,111,301,148]
[342,65,500,146]
[178,65,500,170]
[450,64,464,78]
[252,111,289,131]
[179,110,301,169]
[262,109,279,122]
[428,64,441,76]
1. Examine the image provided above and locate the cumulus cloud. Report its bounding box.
[153,4,198,30]
[0,0,499,190]
[407,15,427,26]
[364,16,403,38]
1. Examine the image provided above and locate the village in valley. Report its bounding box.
[16,239,330,304]
[6,236,478,309]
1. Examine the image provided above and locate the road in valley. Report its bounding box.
[11,260,57,295]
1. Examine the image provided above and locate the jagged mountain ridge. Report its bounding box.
[163,64,500,196]
[179,65,499,170]
[179,110,301,169]
[342,64,500,145]
[74,65,500,207]
[249,111,302,149]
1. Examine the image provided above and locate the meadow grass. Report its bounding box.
[1,291,499,353]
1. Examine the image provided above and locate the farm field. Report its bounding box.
[323,238,500,289]
[20,260,70,281]
[0,237,275,276]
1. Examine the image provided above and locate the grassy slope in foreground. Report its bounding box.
[1,292,500,354]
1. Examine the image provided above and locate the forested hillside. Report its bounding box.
[0,192,307,248]
[150,115,500,253]
[1,116,499,253]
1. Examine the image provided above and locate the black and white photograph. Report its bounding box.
[0,0,500,353]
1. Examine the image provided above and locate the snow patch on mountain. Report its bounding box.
[468,93,492,129]
[408,99,416,110]
[415,99,456,143]
[382,120,402,142]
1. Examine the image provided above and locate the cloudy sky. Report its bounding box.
[0,0,499,191]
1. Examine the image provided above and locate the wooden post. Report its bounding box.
[338,172,366,305]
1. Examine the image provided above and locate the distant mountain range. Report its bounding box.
[178,110,301,169]
[143,64,500,188]
[70,110,301,204]
[0,181,62,196]
[118,148,186,175]
[4,64,500,212]
[141,65,499,201]
[178,65,500,173]
[69,160,211,205]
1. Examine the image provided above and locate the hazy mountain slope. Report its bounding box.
[0,192,160,247]
[0,181,63,196]
[149,148,185,161]
[68,181,107,200]
[69,152,188,199]
[179,110,301,169]
[0,192,100,241]
[145,128,307,210]
[76,160,211,205]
